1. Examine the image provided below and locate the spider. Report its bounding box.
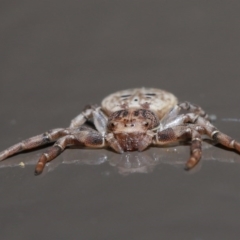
[0,87,239,175]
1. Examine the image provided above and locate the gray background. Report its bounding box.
[1,1,240,239]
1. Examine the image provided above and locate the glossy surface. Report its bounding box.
[1,1,240,239]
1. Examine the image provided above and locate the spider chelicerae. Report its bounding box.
[0,87,239,174]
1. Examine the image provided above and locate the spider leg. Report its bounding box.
[185,130,202,170]
[175,113,240,152]
[159,103,209,131]
[92,107,108,133]
[193,116,240,152]
[35,127,107,174]
[70,105,94,128]
[0,128,71,161]
[138,130,155,151]
[154,126,204,169]
[105,133,124,153]
[35,135,77,174]
[177,101,208,119]
[70,105,108,133]
[156,113,240,169]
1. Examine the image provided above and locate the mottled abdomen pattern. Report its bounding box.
[101,87,178,119]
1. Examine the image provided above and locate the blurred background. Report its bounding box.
[1,1,240,239]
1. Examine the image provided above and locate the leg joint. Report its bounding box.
[211,130,219,139]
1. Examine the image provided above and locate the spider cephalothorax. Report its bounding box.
[0,87,240,175]
[107,109,159,151]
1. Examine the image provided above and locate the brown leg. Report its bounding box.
[156,111,240,170]
[105,133,124,153]
[155,126,203,170]
[195,116,240,153]
[35,135,77,175]
[69,105,108,133]
[185,131,202,170]
[178,102,208,119]
[35,128,107,174]
[212,132,240,152]
[138,131,155,151]
[69,105,94,128]
[0,128,70,161]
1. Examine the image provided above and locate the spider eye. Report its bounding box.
[143,122,149,127]
[111,123,116,127]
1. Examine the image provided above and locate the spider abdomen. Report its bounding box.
[101,87,178,119]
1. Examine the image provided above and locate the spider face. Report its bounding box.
[1,87,240,175]
[107,109,159,133]
[107,109,159,151]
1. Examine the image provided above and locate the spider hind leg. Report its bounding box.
[193,116,240,153]
[0,128,70,161]
[35,127,106,174]
[185,132,202,170]
[35,135,77,175]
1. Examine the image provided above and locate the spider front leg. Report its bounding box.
[177,102,208,119]
[105,133,124,153]
[0,128,71,161]
[193,116,240,153]
[154,126,204,170]
[70,105,108,133]
[69,105,94,128]
[35,127,107,174]
[185,130,202,170]
[177,113,240,153]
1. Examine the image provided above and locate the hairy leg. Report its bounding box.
[194,116,240,152]
[159,102,209,131]
[105,133,124,153]
[177,102,208,119]
[69,105,94,128]
[175,113,240,153]
[69,105,108,133]
[35,135,77,174]
[155,112,240,169]
[185,130,202,170]
[154,126,204,170]
[35,127,107,174]
[0,128,70,161]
